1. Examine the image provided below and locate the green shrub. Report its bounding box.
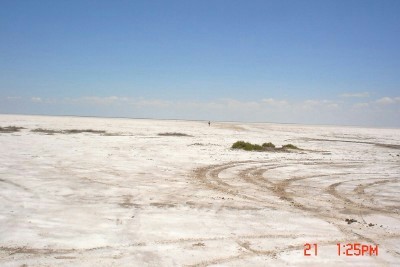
[252,144,264,151]
[282,144,299,149]
[232,141,263,151]
[262,142,275,148]
[232,141,249,150]
[232,141,300,152]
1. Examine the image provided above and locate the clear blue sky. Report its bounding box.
[1,0,399,127]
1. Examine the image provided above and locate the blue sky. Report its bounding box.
[1,0,399,127]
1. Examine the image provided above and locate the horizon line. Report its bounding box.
[1,112,399,130]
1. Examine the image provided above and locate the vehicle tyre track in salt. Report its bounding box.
[190,160,400,265]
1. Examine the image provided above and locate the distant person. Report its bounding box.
[208,121,211,127]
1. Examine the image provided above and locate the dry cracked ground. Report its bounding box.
[0,114,399,266]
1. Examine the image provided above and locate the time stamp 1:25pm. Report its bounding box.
[304,243,379,256]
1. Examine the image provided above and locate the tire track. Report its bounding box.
[191,160,400,265]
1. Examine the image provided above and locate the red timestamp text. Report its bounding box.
[304,243,378,256]
[337,243,378,256]
[304,243,318,256]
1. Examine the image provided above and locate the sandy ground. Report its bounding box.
[0,114,399,266]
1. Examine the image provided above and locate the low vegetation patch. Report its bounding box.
[282,144,299,149]
[102,132,132,136]
[63,129,106,134]
[231,141,264,151]
[0,126,25,133]
[31,128,63,134]
[31,128,107,135]
[232,141,300,152]
[158,132,193,137]
[262,142,276,148]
